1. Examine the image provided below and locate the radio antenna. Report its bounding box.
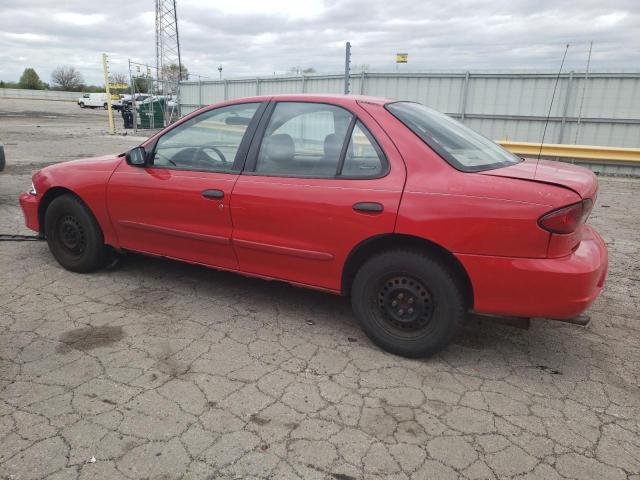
[574,41,593,144]
[536,43,570,175]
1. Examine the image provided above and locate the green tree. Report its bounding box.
[133,76,150,94]
[19,68,44,89]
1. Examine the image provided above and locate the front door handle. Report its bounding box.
[202,189,224,199]
[353,202,383,213]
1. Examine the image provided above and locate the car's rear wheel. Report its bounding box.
[351,250,465,358]
[45,194,109,273]
[103,103,108,110]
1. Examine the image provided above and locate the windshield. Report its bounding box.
[386,101,522,172]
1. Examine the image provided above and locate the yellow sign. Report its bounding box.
[396,53,408,63]
[109,82,128,89]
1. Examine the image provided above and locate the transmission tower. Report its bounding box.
[155,0,182,93]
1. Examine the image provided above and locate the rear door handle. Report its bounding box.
[202,189,224,199]
[353,202,383,213]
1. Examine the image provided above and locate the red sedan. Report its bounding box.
[19,95,608,357]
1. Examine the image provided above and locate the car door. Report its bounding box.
[107,101,265,269]
[230,100,406,292]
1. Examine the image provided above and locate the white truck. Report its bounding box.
[77,93,111,109]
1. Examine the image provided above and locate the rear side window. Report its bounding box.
[254,102,387,178]
[255,102,352,177]
[342,121,385,178]
[386,101,521,172]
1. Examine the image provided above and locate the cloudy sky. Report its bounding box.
[1,0,639,85]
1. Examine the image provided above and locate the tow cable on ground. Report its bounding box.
[0,234,43,241]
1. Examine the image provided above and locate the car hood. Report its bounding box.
[43,154,124,174]
[478,158,597,199]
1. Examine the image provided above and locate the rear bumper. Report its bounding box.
[457,225,608,319]
[19,192,40,233]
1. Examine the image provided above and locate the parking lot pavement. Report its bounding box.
[0,98,146,166]
[1,99,639,480]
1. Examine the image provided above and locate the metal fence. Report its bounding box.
[179,71,640,148]
[0,88,80,102]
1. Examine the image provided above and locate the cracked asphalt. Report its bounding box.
[1,99,639,479]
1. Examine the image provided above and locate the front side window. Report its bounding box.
[153,102,260,172]
[386,101,522,172]
[255,102,353,177]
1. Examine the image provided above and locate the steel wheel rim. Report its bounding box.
[57,215,86,256]
[372,274,435,338]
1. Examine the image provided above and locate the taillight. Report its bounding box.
[538,199,592,234]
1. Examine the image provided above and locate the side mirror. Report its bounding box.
[126,146,147,167]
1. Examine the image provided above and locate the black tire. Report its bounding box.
[103,103,108,110]
[44,194,109,273]
[351,250,466,358]
[79,102,85,108]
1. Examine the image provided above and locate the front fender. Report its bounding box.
[33,156,124,247]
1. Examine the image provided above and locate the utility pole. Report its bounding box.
[218,65,223,80]
[102,53,115,135]
[344,42,351,95]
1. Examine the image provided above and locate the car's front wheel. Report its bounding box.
[44,194,109,273]
[79,102,85,108]
[103,103,108,110]
[351,250,466,358]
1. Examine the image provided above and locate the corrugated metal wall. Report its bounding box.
[0,88,81,101]
[179,72,640,147]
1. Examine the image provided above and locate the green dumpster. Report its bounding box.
[137,98,165,129]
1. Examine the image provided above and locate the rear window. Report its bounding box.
[386,101,522,172]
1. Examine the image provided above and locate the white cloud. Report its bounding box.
[182,0,324,18]
[0,0,638,85]
[54,12,106,26]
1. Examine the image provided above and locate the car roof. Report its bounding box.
[223,94,394,106]
[274,94,392,104]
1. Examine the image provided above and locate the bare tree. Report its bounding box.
[159,64,188,94]
[160,64,188,84]
[288,66,316,75]
[51,66,84,91]
[109,72,128,85]
[109,73,129,93]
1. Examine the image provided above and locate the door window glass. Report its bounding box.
[153,102,260,172]
[255,102,353,177]
[341,121,386,177]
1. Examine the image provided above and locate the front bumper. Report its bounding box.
[457,225,608,319]
[19,192,40,233]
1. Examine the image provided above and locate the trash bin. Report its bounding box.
[121,106,134,129]
[137,98,165,129]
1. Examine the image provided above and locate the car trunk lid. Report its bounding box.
[478,158,597,199]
